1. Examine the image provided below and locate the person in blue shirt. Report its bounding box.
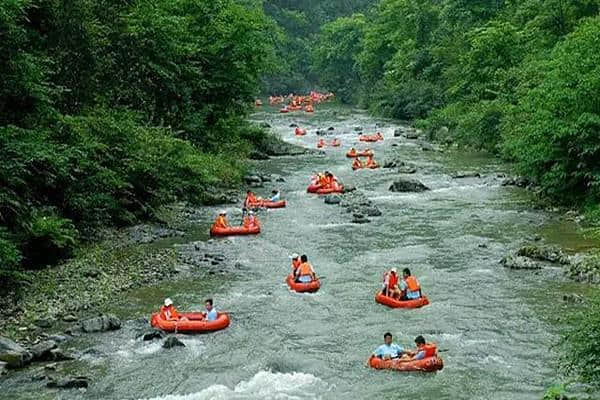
[205,298,218,321]
[270,190,281,202]
[372,332,404,360]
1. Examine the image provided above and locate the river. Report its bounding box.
[3,105,579,399]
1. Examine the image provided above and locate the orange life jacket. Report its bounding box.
[160,305,179,321]
[366,157,377,167]
[246,193,258,205]
[348,149,357,156]
[298,262,314,276]
[214,215,228,229]
[319,175,328,187]
[405,276,420,292]
[418,343,437,358]
[352,158,363,169]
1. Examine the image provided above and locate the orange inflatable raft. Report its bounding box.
[375,292,430,309]
[295,127,307,136]
[359,133,384,142]
[367,355,443,372]
[210,224,260,237]
[286,274,321,293]
[247,200,286,209]
[150,312,230,333]
[331,139,341,147]
[280,107,289,113]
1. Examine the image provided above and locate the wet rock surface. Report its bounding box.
[163,336,185,349]
[0,336,33,368]
[389,178,430,192]
[80,314,121,333]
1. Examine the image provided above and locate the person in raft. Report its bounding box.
[365,154,378,168]
[399,268,422,300]
[382,268,402,299]
[159,298,187,321]
[243,210,259,228]
[213,210,229,229]
[348,147,357,157]
[289,253,301,274]
[373,332,405,360]
[294,254,317,283]
[244,190,259,208]
[270,190,281,202]
[204,298,218,321]
[400,335,438,361]
[352,157,363,170]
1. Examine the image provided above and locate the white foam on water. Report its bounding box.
[140,370,328,400]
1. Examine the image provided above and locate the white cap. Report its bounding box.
[248,211,254,215]
[219,210,227,215]
[391,268,397,273]
[164,298,173,307]
[289,253,299,259]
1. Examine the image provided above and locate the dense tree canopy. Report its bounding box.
[0,0,275,282]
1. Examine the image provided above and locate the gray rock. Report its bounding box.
[289,123,298,128]
[249,151,269,160]
[375,122,385,128]
[420,142,435,151]
[62,315,78,323]
[397,165,417,174]
[163,336,185,349]
[327,127,334,131]
[34,318,54,329]
[500,255,542,270]
[47,376,89,389]
[501,176,531,188]
[354,126,363,132]
[30,340,57,361]
[276,177,285,182]
[393,129,403,137]
[47,334,69,343]
[562,294,585,304]
[452,172,481,179]
[0,337,33,368]
[324,195,342,205]
[80,314,121,333]
[352,214,371,224]
[142,330,165,341]
[243,175,262,185]
[389,179,429,193]
[343,185,356,193]
[315,130,327,136]
[260,122,271,128]
[518,245,569,264]
[364,207,382,217]
[0,361,7,375]
[49,348,74,362]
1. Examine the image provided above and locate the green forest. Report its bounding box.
[2,0,600,395]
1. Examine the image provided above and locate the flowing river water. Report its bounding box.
[5,105,591,399]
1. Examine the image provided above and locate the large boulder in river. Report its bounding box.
[500,255,541,270]
[0,337,33,368]
[517,245,569,264]
[47,376,89,389]
[30,340,57,361]
[80,314,121,333]
[163,336,185,349]
[324,195,342,205]
[389,178,429,193]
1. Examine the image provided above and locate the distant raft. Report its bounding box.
[247,200,287,209]
[210,224,260,237]
[367,355,443,372]
[374,292,430,309]
[150,312,230,333]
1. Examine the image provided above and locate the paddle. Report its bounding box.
[240,207,247,226]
